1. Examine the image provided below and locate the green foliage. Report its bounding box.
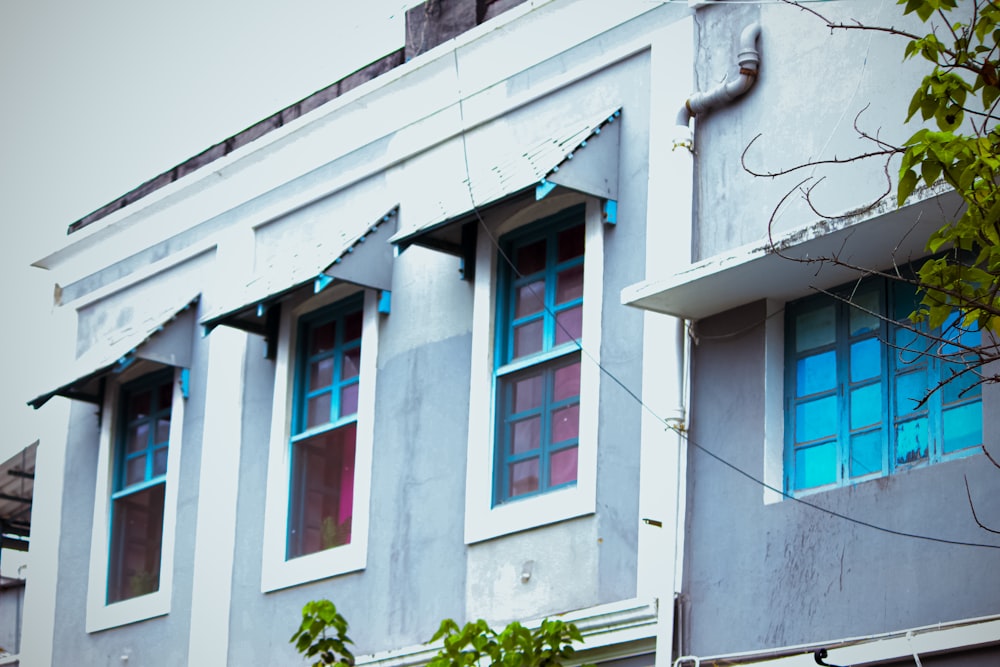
[896,0,1000,334]
[428,618,590,667]
[291,600,355,667]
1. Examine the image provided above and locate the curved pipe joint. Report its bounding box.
[676,22,761,137]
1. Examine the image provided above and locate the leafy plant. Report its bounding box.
[428,617,590,667]
[291,600,355,667]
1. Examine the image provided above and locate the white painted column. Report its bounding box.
[634,15,694,667]
[187,325,247,665]
[17,401,70,667]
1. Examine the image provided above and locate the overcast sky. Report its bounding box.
[0,1,411,462]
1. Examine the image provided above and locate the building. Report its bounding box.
[20,1,1000,666]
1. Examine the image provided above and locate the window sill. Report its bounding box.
[86,589,169,633]
[261,541,366,593]
[464,484,595,544]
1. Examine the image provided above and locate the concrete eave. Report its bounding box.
[622,183,960,321]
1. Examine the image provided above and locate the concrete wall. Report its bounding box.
[0,581,24,656]
[38,1,689,663]
[682,301,1000,656]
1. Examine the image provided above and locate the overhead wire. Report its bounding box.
[446,45,1000,551]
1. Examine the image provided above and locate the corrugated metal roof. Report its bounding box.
[0,443,35,553]
[390,106,621,248]
[201,206,398,333]
[28,295,200,409]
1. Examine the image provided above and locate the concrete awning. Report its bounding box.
[622,188,960,320]
[390,107,621,254]
[28,294,199,409]
[201,206,398,335]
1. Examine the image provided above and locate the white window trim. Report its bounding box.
[260,286,378,593]
[86,367,185,633]
[464,194,603,544]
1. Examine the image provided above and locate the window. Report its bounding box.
[87,367,185,632]
[108,372,172,603]
[260,287,378,592]
[494,213,584,503]
[786,277,982,493]
[288,297,362,559]
[464,196,603,543]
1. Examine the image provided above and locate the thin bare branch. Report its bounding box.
[964,474,1000,534]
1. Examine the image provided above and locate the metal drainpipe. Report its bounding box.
[675,22,761,147]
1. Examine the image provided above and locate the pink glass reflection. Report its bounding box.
[307,393,331,428]
[557,225,584,262]
[514,320,543,358]
[551,404,580,443]
[511,417,540,454]
[310,322,336,355]
[310,358,334,390]
[553,361,581,402]
[555,266,583,304]
[513,374,543,412]
[516,281,545,318]
[510,458,540,497]
[343,311,363,342]
[550,446,578,486]
[340,383,359,417]
[555,307,582,344]
[342,348,361,380]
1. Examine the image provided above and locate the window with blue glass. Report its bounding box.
[494,207,585,504]
[287,297,362,559]
[108,371,173,604]
[786,277,982,493]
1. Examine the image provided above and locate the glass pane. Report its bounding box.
[515,281,545,318]
[310,357,334,390]
[849,430,881,477]
[557,225,585,262]
[516,239,546,276]
[514,320,543,358]
[554,306,582,345]
[942,362,981,403]
[340,383,359,418]
[796,351,836,396]
[553,361,581,402]
[943,402,982,453]
[893,281,920,321]
[158,381,173,410]
[306,393,331,429]
[152,446,168,477]
[555,266,583,304]
[107,483,165,604]
[126,456,147,487]
[551,404,579,443]
[511,417,540,454]
[794,442,836,489]
[850,338,880,381]
[509,458,540,497]
[127,423,149,454]
[850,383,881,429]
[154,418,170,446]
[849,289,880,335]
[893,325,925,361]
[127,390,151,421]
[342,348,361,381]
[343,310,363,343]
[512,374,543,413]
[894,370,927,416]
[288,424,357,559]
[795,305,835,352]
[895,417,928,465]
[550,446,578,486]
[795,395,837,443]
[310,321,336,355]
[939,312,980,356]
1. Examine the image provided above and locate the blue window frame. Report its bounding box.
[785,276,982,493]
[108,370,173,604]
[287,296,363,559]
[494,206,585,504]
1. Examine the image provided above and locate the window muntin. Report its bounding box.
[287,297,362,559]
[786,278,982,493]
[107,371,173,604]
[495,208,585,504]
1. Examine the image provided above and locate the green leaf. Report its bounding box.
[898,168,919,206]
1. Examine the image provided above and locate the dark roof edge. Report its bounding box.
[67,49,405,235]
